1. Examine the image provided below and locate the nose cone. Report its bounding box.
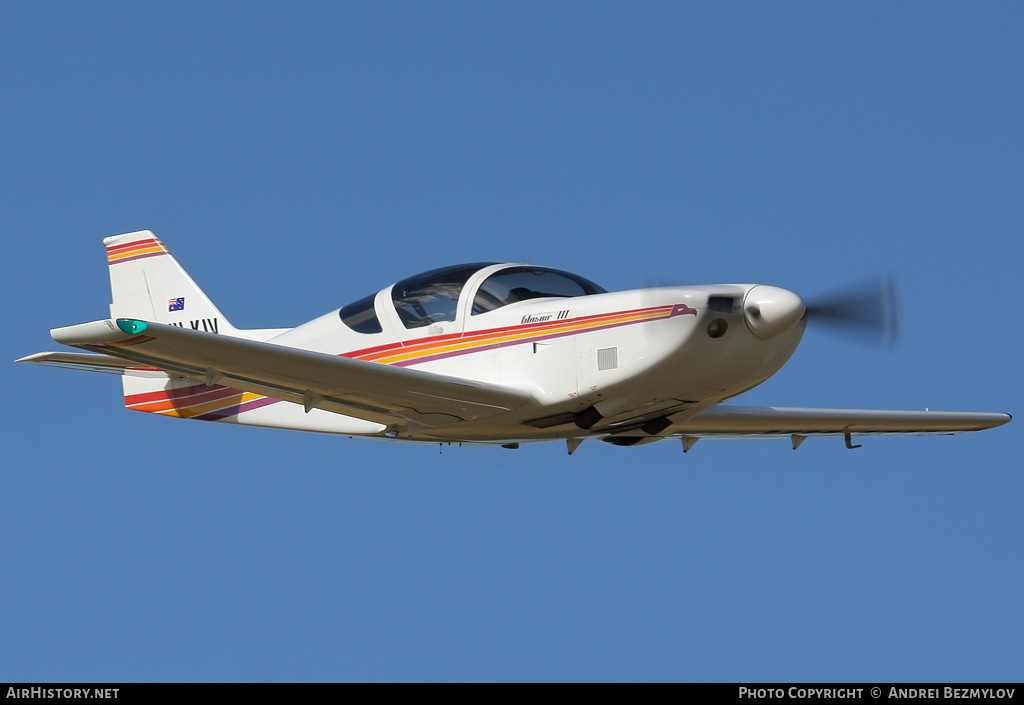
[743,285,806,340]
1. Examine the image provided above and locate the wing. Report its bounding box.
[670,405,1011,440]
[41,318,533,430]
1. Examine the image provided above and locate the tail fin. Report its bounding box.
[104,230,236,335]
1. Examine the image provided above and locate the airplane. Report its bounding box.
[17,230,1010,454]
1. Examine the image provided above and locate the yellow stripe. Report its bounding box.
[107,244,166,261]
[156,392,264,418]
[374,308,672,365]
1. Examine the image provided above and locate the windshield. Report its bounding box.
[472,266,606,315]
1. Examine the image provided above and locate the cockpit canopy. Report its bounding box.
[339,263,607,333]
[471,265,606,315]
[392,263,493,330]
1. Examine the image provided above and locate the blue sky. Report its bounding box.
[2,2,1021,682]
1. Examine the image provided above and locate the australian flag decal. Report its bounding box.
[168,297,185,312]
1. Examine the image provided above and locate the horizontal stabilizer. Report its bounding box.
[16,351,168,377]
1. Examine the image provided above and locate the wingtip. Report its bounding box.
[50,319,123,346]
[980,412,1012,430]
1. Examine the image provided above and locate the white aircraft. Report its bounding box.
[18,230,1010,453]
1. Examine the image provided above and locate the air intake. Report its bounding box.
[597,347,618,371]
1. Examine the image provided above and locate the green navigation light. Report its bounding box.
[116,319,149,335]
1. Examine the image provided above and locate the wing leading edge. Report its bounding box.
[42,318,534,432]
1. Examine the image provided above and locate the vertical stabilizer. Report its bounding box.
[104,230,236,335]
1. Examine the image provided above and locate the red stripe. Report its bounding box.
[341,304,674,361]
[106,239,162,255]
[125,383,236,405]
[393,311,675,367]
[340,341,404,359]
[121,304,679,406]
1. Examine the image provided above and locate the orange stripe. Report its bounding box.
[362,307,674,365]
[127,387,248,413]
[107,244,166,262]
[106,240,157,254]
[106,240,164,254]
[153,391,266,418]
